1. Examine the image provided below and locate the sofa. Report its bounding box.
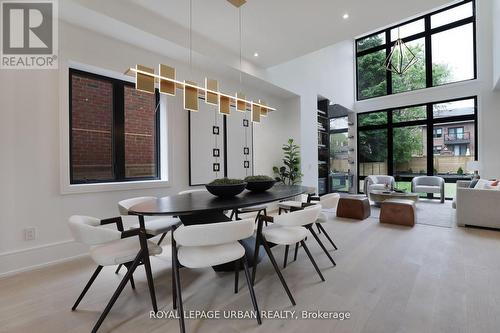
[411,176,445,203]
[454,180,500,229]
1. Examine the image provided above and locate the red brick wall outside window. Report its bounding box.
[70,70,158,183]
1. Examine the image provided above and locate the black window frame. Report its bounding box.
[355,0,477,101]
[433,128,443,138]
[69,68,161,184]
[357,95,478,199]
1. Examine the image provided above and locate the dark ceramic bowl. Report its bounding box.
[205,183,247,197]
[245,180,276,192]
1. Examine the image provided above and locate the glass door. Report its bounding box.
[329,117,351,192]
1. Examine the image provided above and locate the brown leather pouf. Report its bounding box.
[380,199,416,227]
[336,196,371,220]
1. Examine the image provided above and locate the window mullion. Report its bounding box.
[425,16,433,88]
[113,81,126,180]
[385,30,392,96]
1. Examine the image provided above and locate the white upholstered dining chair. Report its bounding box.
[171,218,261,333]
[68,215,162,333]
[114,196,181,274]
[252,205,325,307]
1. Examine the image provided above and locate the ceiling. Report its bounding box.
[124,0,452,68]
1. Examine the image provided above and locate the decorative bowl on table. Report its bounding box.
[244,175,276,192]
[205,178,247,197]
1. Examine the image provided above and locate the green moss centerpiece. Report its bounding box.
[205,178,247,197]
[244,175,276,192]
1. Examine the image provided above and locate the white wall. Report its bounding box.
[0,22,299,276]
[355,0,500,180]
[494,0,500,89]
[265,41,355,188]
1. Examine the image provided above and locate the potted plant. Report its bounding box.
[205,178,247,197]
[244,175,276,192]
[273,138,303,185]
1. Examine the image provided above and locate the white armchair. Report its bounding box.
[455,182,500,229]
[364,175,395,198]
[411,176,445,203]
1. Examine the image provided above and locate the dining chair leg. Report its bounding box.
[72,265,103,311]
[261,235,296,306]
[242,255,262,325]
[317,224,338,250]
[229,209,235,220]
[157,232,167,246]
[171,226,177,310]
[300,240,325,282]
[251,220,264,286]
[263,209,268,226]
[172,245,186,333]
[306,225,336,266]
[283,245,289,268]
[234,259,240,294]
[316,224,322,234]
[114,264,122,274]
[138,216,158,312]
[125,264,136,290]
[293,242,299,262]
[91,252,142,333]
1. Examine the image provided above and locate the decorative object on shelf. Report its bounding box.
[273,138,303,185]
[124,0,275,115]
[245,175,276,192]
[466,160,481,179]
[205,178,247,197]
[384,28,418,75]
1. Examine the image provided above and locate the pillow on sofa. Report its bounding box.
[469,179,479,188]
[474,179,490,189]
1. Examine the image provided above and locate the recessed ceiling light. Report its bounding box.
[343,13,349,19]
[254,52,259,57]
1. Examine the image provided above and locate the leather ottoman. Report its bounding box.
[380,199,416,227]
[336,196,371,220]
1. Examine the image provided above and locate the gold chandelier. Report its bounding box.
[124,0,273,123]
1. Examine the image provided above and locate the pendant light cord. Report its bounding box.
[189,0,193,74]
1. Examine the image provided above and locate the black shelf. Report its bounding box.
[317,99,330,195]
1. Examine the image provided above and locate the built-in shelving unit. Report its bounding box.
[317,99,330,195]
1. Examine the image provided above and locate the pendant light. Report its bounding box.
[384,28,417,75]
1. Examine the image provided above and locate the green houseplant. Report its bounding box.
[273,138,303,185]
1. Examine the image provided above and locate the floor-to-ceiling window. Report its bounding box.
[355,0,476,101]
[357,96,477,199]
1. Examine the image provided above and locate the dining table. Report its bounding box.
[125,184,312,309]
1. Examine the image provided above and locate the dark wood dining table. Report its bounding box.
[124,185,312,312]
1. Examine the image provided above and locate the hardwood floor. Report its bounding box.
[2,209,500,333]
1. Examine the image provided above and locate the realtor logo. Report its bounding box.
[1,0,58,69]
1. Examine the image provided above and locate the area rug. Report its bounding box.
[369,200,455,228]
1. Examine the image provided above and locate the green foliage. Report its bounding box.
[357,35,451,99]
[244,175,274,182]
[209,178,245,185]
[393,127,423,164]
[457,167,464,175]
[273,138,303,185]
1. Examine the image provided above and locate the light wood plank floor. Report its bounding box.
[2,209,500,333]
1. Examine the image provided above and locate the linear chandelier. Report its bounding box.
[124,1,273,123]
[124,65,273,123]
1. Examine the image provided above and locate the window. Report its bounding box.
[70,69,160,184]
[357,96,477,199]
[433,128,442,138]
[355,0,476,100]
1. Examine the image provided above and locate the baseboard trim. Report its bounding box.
[0,240,89,279]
